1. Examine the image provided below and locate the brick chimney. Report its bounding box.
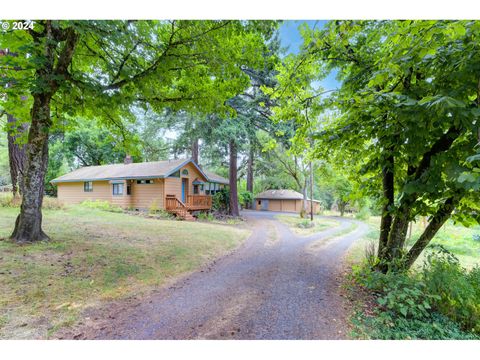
[124,155,133,165]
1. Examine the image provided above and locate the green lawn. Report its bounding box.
[346,216,480,269]
[275,214,340,236]
[0,206,250,339]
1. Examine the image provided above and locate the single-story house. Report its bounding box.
[51,157,228,219]
[255,189,321,214]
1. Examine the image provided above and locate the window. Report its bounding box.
[113,183,124,195]
[181,169,189,176]
[84,181,93,192]
[136,179,153,184]
[170,170,180,178]
[193,185,199,194]
[127,184,131,195]
[258,200,261,205]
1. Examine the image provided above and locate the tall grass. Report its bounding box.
[0,192,64,210]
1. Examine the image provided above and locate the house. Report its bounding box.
[51,157,228,220]
[255,189,321,214]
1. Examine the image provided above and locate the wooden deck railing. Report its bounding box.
[165,195,188,218]
[186,195,212,209]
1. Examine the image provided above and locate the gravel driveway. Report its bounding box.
[66,210,368,340]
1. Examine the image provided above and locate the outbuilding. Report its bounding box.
[255,189,321,214]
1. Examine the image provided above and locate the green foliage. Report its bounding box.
[197,212,215,221]
[80,200,123,213]
[352,245,480,339]
[354,311,479,340]
[238,191,253,209]
[297,219,314,229]
[274,20,480,266]
[422,246,480,333]
[212,189,230,213]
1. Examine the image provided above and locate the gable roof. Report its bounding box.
[51,158,212,183]
[203,170,229,185]
[255,189,320,203]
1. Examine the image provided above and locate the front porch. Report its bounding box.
[165,194,213,220]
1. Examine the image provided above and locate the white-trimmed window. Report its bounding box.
[136,179,153,184]
[84,181,93,192]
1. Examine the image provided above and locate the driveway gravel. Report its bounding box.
[64,210,368,340]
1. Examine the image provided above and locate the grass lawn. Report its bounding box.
[275,214,340,236]
[0,206,250,339]
[346,216,480,269]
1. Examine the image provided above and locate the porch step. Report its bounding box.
[171,210,196,221]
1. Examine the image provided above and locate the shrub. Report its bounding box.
[297,219,314,229]
[212,189,230,213]
[197,212,214,221]
[355,205,371,220]
[149,200,160,214]
[352,246,480,338]
[422,246,480,333]
[80,199,123,213]
[238,191,253,209]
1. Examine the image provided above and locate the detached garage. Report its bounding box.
[255,189,321,214]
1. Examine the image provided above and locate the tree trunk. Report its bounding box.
[377,154,394,261]
[191,138,199,164]
[7,113,28,197]
[309,161,314,221]
[339,201,346,217]
[383,204,411,264]
[246,146,254,209]
[10,95,52,243]
[300,182,307,218]
[229,139,239,217]
[403,197,457,269]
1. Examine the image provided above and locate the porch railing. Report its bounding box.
[165,194,188,218]
[186,195,212,209]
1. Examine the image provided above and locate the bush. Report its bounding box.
[352,246,480,338]
[238,191,253,209]
[212,189,230,213]
[422,246,480,333]
[297,219,314,229]
[355,311,479,340]
[80,199,123,213]
[355,205,371,220]
[197,212,214,221]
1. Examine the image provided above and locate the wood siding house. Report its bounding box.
[51,158,228,220]
[255,189,321,214]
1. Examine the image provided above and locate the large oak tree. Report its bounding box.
[0,20,276,243]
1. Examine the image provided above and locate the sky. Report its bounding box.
[278,20,340,92]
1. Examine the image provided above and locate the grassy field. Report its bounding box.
[275,214,340,235]
[346,216,480,269]
[0,206,250,339]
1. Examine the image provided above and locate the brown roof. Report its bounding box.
[203,170,229,185]
[51,158,210,183]
[255,189,320,202]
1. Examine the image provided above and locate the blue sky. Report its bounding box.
[278,20,340,92]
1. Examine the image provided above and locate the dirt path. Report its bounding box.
[63,211,368,340]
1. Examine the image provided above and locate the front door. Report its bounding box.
[181,178,188,203]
